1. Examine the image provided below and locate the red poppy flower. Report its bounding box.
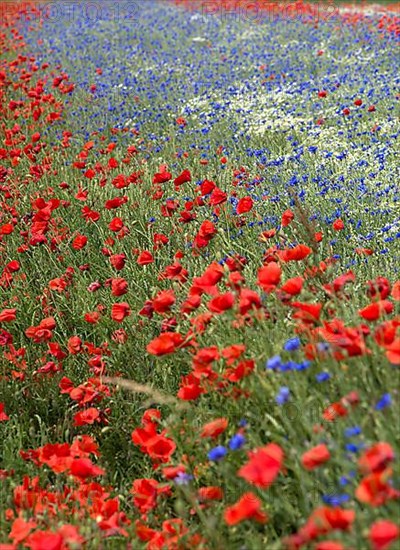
[356,247,374,256]
[238,443,283,488]
[162,465,186,480]
[81,205,100,222]
[26,530,63,550]
[281,209,295,227]
[301,444,331,470]
[152,290,175,313]
[111,302,131,322]
[191,349,217,377]
[278,244,312,262]
[191,262,224,295]
[70,458,105,479]
[135,520,157,543]
[147,332,184,356]
[109,217,124,232]
[259,228,277,241]
[367,277,391,300]
[25,317,56,343]
[356,469,400,506]
[333,219,344,231]
[84,311,100,324]
[297,506,355,544]
[110,253,126,271]
[58,525,84,547]
[239,289,261,314]
[137,250,154,265]
[0,223,14,235]
[49,278,67,292]
[153,170,172,184]
[257,262,281,292]
[141,409,160,426]
[314,231,323,242]
[392,281,400,301]
[194,220,217,248]
[177,373,204,400]
[0,308,16,322]
[280,277,303,296]
[198,486,224,501]
[322,402,348,422]
[292,301,323,323]
[369,520,399,550]
[112,174,129,189]
[72,234,88,250]
[200,418,228,438]
[223,349,247,369]
[105,196,128,209]
[237,196,253,214]
[208,292,235,313]
[200,179,216,195]
[5,260,20,273]
[70,434,99,458]
[9,518,37,544]
[0,403,9,422]
[67,336,82,354]
[173,169,191,189]
[224,492,267,525]
[359,301,393,322]
[131,478,166,513]
[73,408,101,426]
[358,443,395,474]
[385,338,400,365]
[144,434,176,463]
[374,321,397,347]
[224,359,255,382]
[327,271,356,294]
[111,278,128,297]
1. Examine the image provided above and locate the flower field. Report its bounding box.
[0,1,399,548]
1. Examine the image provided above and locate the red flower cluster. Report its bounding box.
[131,410,176,464]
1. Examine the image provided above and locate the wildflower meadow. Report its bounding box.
[0,1,399,548]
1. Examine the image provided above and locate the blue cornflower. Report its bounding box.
[279,361,297,372]
[316,372,331,382]
[284,337,301,352]
[208,446,227,462]
[275,387,290,405]
[174,472,194,485]
[345,443,362,453]
[375,393,392,410]
[339,476,350,486]
[344,426,362,438]
[266,355,282,370]
[229,434,246,450]
[295,360,311,371]
[322,493,350,506]
[317,342,330,352]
